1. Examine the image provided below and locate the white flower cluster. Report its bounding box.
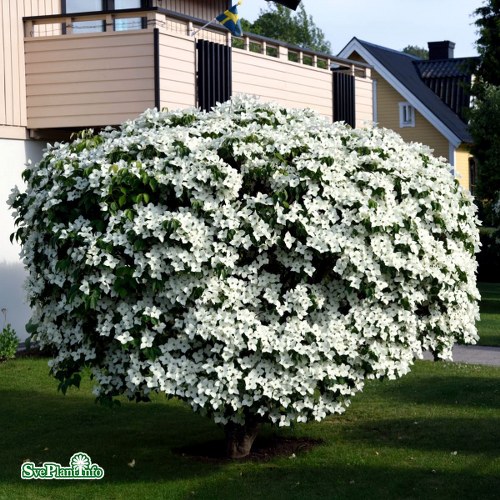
[10,96,480,426]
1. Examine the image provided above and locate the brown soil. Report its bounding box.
[174,435,323,462]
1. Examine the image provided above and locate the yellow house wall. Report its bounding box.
[455,144,472,191]
[348,52,450,161]
[373,69,450,160]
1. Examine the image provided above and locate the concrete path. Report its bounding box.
[422,345,500,367]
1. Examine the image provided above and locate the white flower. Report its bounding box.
[10,95,480,429]
[283,231,295,249]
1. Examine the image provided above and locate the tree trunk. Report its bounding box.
[224,418,260,459]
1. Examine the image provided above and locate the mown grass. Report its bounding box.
[477,282,500,346]
[1,358,499,500]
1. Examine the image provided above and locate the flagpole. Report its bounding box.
[190,17,217,37]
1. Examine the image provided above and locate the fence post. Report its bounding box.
[105,14,114,32]
[65,17,73,34]
[278,45,288,59]
[24,20,34,37]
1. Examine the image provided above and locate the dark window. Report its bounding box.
[469,157,478,195]
[333,72,355,127]
[197,40,232,112]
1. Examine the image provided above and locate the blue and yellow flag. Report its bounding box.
[216,2,243,37]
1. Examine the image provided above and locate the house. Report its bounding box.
[0,0,373,339]
[338,37,478,192]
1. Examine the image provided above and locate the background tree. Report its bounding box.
[242,3,331,53]
[469,0,500,226]
[402,45,429,59]
[469,85,500,204]
[473,0,500,87]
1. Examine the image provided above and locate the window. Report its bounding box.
[114,1,144,31]
[399,102,415,128]
[469,157,478,195]
[65,0,105,33]
[63,0,146,11]
[63,1,147,33]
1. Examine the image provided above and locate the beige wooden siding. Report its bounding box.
[158,32,196,110]
[25,32,156,129]
[455,144,472,191]
[161,0,229,21]
[373,69,450,160]
[0,0,60,134]
[355,76,373,127]
[232,49,333,120]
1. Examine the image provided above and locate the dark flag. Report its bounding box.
[265,0,301,10]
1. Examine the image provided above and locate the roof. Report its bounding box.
[338,38,476,145]
[415,57,476,79]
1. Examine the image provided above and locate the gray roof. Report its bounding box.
[352,39,475,144]
[416,57,476,79]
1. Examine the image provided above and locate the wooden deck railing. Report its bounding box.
[24,8,371,78]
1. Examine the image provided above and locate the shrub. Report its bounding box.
[0,324,19,361]
[9,96,480,457]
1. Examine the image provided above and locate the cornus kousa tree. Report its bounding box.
[10,96,480,458]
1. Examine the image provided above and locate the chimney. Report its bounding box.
[428,41,455,60]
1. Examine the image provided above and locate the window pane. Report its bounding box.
[115,0,142,8]
[72,20,105,33]
[66,0,103,13]
[115,18,143,31]
[115,0,143,31]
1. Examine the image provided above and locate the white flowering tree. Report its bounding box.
[10,96,480,458]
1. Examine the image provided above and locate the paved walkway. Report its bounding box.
[422,345,500,367]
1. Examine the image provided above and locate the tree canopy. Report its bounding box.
[469,84,500,223]
[10,97,480,458]
[402,45,429,59]
[242,3,331,53]
[473,0,500,87]
[469,0,500,224]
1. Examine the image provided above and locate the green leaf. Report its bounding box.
[119,194,127,207]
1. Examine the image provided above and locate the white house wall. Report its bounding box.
[0,138,44,341]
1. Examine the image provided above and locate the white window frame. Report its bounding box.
[399,102,415,128]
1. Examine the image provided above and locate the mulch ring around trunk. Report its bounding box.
[174,436,324,462]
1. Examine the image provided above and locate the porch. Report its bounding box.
[23,7,373,135]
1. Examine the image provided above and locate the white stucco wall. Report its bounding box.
[1,138,45,340]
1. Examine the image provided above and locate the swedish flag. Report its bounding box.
[216,3,243,37]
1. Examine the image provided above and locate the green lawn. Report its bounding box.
[1,358,499,500]
[478,282,500,346]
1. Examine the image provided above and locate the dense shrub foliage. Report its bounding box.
[0,324,19,361]
[10,97,480,426]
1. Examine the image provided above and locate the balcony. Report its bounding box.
[24,8,373,135]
